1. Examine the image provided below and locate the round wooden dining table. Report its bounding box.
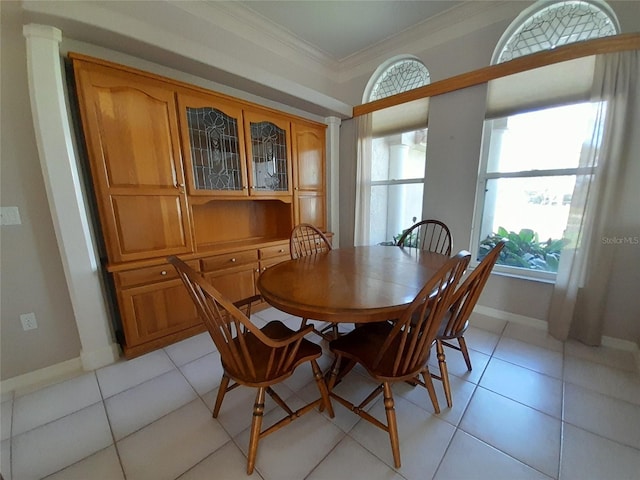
[256,245,450,324]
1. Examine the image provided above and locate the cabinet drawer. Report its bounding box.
[260,255,289,272]
[201,250,258,271]
[259,244,289,260]
[115,260,199,288]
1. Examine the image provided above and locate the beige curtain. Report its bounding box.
[354,113,373,246]
[548,51,640,344]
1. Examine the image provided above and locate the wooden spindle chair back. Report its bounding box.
[440,240,506,340]
[432,240,506,408]
[168,255,334,474]
[326,250,470,469]
[169,256,307,384]
[290,223,332,259]
[372,250,471,379]
[396,219,453,256]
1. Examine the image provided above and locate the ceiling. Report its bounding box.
[239,1,463,61]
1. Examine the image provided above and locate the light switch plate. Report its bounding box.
[0,206,22,225]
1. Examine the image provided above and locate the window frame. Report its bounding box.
[369,129,428,245]
[470,0,619,281]
[471,103,598,281]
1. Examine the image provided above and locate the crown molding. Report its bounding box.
[169,1,340,74]
[337,1,530,82]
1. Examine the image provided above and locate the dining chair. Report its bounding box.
[396,219,453,256]
[289,223,332,259]
[432,240,506,407]
[167,256,334,475]
[289,223,339,340]
[326,251,471,468]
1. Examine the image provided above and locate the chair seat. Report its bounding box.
[330,322,426,381]
[225,320,323,386]
[436,314,469,340]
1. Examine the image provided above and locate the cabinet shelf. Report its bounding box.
[191,199,292,248]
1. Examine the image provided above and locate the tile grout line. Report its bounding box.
[8,390,14,480]
[455,323,560,479]
[94,369,128,480]
[557,339,567,480]
[163,345,263,479]
[37,371,127,480]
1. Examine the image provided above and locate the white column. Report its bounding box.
[325,116,342,247]
[23,24,120,370]
[388,142,411,241]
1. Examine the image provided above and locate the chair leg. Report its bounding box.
[247,387,266,475]
[327,355,341,392]
[382,382,401,468]
[458,336,472,371]
[213,373,230,418]
[421,369,440,414]
[331,323,339,339]
[311,359,334,418]
[436,340,452,408]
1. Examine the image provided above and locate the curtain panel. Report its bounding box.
[548,50,640,344]
[354,113,373,246]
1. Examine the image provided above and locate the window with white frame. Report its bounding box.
[370,130,427,245]
[473,0,619,279]
[364,57,430,245]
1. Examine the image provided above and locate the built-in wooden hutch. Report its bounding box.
[70,53,328,358]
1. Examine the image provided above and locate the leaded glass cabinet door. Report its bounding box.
[244,111,292,196]
[177,93,249,197]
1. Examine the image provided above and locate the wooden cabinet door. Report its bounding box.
[118,278,202,349]
[292,122,326,230]
[205,264,258,303]
[244,110,293,197]
[73,60,193,263]
[177,91,249,197]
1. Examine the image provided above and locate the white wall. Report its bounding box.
[1,2,82,379]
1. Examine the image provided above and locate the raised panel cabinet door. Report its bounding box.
[118,279,202,349]
[295,193,326,231]
[72,59,193,263]
[292,122,326,229]
[177,92,249,197]
[204,265,258,303]
[243,110,292,196]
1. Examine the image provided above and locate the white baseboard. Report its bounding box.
[600,335,639,352]
[80,342,121,371]
[474,305,640,358]
[474,305,548,330]
[1,343,122,396]
[0,357,84,396]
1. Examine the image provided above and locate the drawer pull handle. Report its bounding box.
[230,258,236,263]
[160,270,167,276]
[278,249,284,253]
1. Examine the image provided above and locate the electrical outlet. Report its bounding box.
[20,312,38,331]
[0,206,22,226]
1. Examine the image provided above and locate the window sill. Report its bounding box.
[468,262,557,285]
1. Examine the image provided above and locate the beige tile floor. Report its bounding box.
[1,309,639,480]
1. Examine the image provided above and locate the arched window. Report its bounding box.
[357,57,431,246]
[473,0,620,278]
[495,0,619,63]
[366,57,431,102]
